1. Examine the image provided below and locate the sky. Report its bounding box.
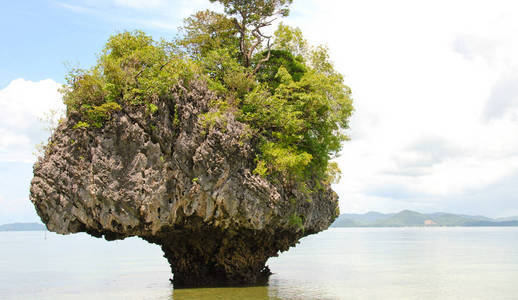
[1,0,518,224]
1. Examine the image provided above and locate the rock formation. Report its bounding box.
[30,80,339,287]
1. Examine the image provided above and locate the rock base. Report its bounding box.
[143,220,304,287]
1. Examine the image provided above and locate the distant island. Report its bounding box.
[331,210,518,227]
[0,223,47,231]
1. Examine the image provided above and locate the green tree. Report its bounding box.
[209,0,293,72]
[180,10,238,60]
[61,30,196,127]
[60,0,353,189]
[272,22,308,58]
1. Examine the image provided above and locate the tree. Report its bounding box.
[180,10,238,60]
[61,30,196,127]
[60,1,353,187]
[272,22,308,58]
[209,0,293,72]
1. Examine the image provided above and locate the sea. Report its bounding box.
[1,227,517,300]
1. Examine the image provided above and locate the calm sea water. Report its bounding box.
[1,227,517,299]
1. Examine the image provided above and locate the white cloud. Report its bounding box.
[287,0,518,216]
[484,72,518,120]
[0,129,31,150]
[0,79,64,163]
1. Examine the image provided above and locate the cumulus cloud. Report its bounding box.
[484,73,518,120]
[0,78,63,163]
[295,0,518,216]
[386,136,463,177]
[453,36,499,62]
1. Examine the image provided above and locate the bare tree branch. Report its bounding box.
[248,29,264,63]
[252,38,271,75]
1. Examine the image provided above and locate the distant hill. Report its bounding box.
[0,223,46,231]
[331,211,518,227]
[331,217,359,227]
[426,213,476,226]
[339,211,394,225]
[456,214,494,222]
[377,210,431,227]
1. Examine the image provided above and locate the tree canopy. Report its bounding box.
[209,0,293,69]
[61,0,353,188]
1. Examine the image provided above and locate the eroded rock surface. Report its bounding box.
[30,80,339,287]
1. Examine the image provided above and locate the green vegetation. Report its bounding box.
[60,0,353,185]
[289,213,304,231]
[61,30,197,126]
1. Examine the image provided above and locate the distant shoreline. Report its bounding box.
[331,210,518,228]
[330,224,518,228]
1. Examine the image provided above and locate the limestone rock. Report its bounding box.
[30,80,338,287]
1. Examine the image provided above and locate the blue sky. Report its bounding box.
[0,0,192,89]
[1,0,518,224]
[1,1,102,88]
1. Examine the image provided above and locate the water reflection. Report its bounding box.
[170,279,329,300]
[170,274,338,300]
[171,286,277,300]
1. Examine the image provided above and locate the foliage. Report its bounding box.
[198,47,255,100]
[289,213,304,231]
[272,23,308,57]
[255,49,306,89]
[61,30,197,127]
[82,102,122,128]
[209,0,293,68]
[73,121,90,129]
[180,10,239,60]
[147,103,158,115]
[242,61,352,182]
[60,0,353,187]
